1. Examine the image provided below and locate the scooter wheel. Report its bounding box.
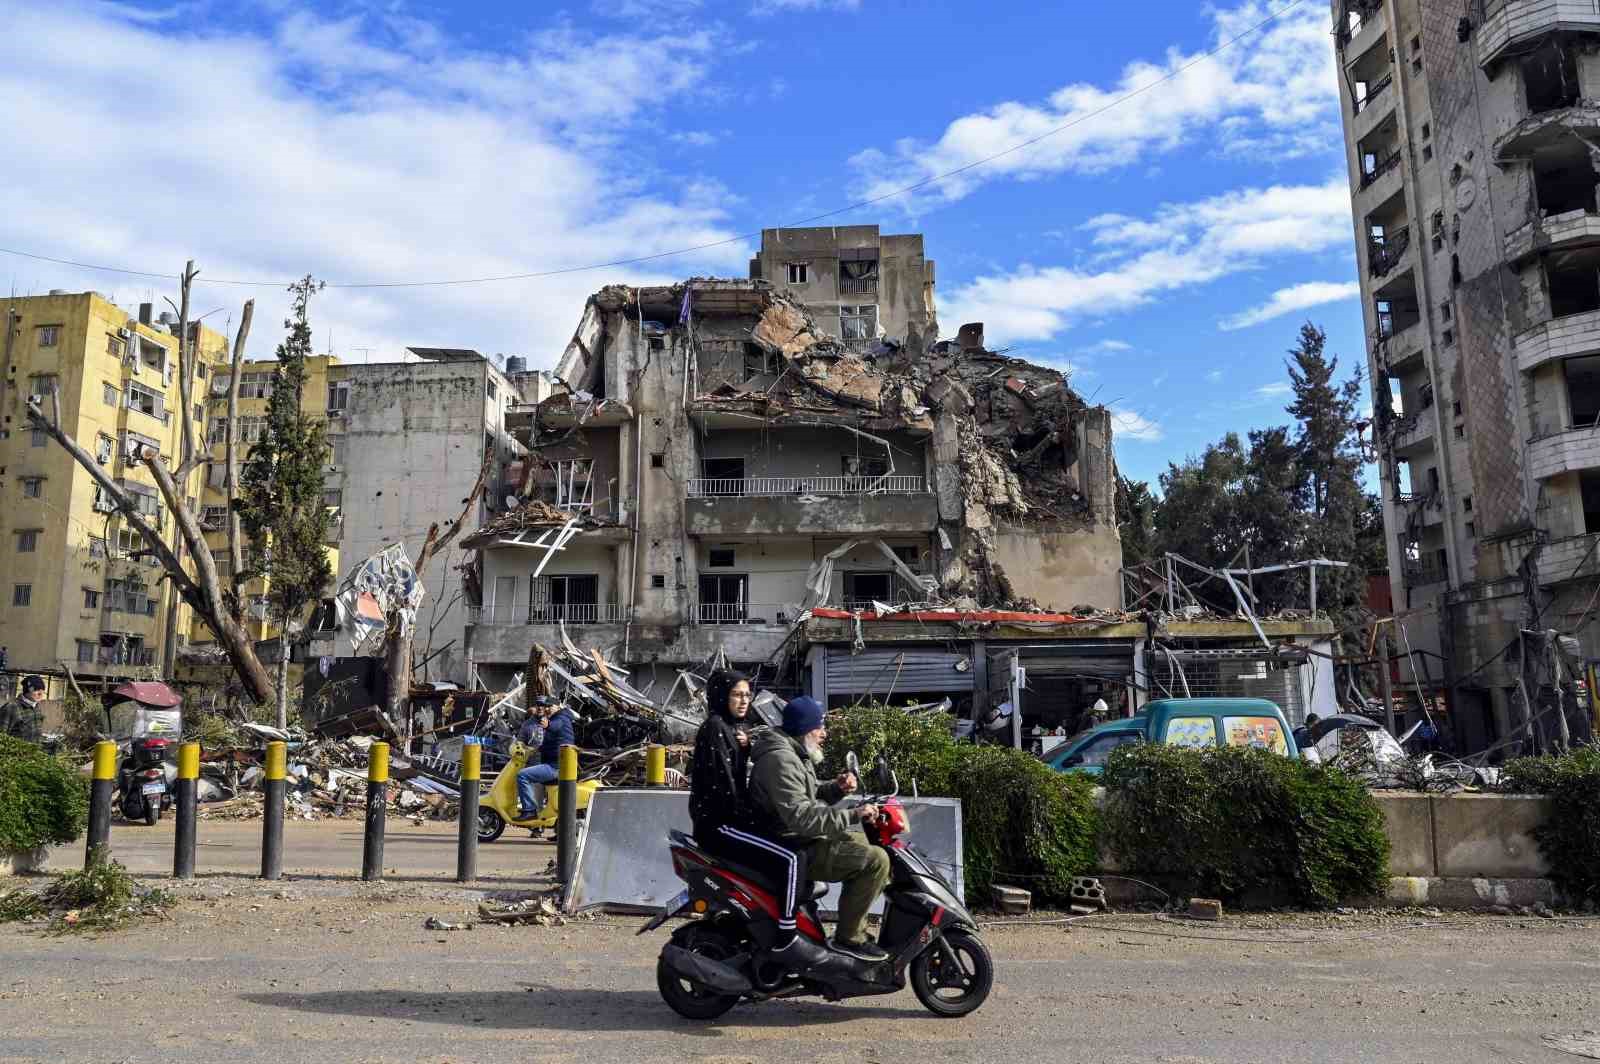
[656,926,741,1021]
[143,797,158,826]
[477,808,506,843]
[910,929,993,1017]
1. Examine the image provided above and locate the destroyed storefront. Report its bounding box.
[462,278,1123,702]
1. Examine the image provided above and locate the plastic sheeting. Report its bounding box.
[336,542,424,650]
[565,789,964,914]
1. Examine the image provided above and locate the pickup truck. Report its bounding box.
[1041,697,1301,775]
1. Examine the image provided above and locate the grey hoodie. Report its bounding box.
[747,727,853,842]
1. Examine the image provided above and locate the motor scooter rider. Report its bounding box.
[515,696,573,820]
[749,696,891,963]
[689,671,829,969]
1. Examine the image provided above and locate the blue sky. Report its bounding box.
[0,0,1363,487]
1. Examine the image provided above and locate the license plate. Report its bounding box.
[637,889,691,935]
[141,782,165,796]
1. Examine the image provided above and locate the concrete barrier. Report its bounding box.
[1372,793,1434,878]
[1430,794,1550,879]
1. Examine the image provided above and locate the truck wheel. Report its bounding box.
[911,930,993,1017]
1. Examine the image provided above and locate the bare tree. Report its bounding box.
[224,302,255,620]
[24,262,274,704]
[383,458,490,737]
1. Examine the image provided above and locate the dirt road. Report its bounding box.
[1,877,1596,1064]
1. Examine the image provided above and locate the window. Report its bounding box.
[329,437,347,468]
[21,477,42,498]
[840,304,878,341]
[707,548,736,568]
[202,505,229,528]
[843,570,894,607]
[1440,301,1452,323]
[194,403,204,424]
[698,573,749,623]
[1466,521,1476,538]
[1421,121,1431,140]
[76,640,95,664]
[839,251,879,294]
[841,454,891,481]
[37,325,59,347]
[1164,716,1218,748]
[12,585,31,607]
[1222,716,1288,754]
[103,383,118,407]
[1522,38,1580,115]
[487,378,498,400]
[196,363,207,379]
[529,574,600,623]
[16,530,38,552]
[126,381,166,422]
[238,415,267,444]
[137,338,168,375]
[786,262,809,285]
[1058,730,1143,770]
[107,334,125,358]
[96,434,114,465]
[83,588,100,610]
[700,457,745,495]
[650,574,666,589]
[1463,495,1473,512]
[1565,355,1600,428]
[893,544,922,569]
[547,458,593,512]
[1454,424,1465,438]
[1422,145,1433,163]
[120,430,160,463]
[87,536,107,559]
[31,429,46,448]
[238,372,274,399]
[1452,400,1462,417]
[327,379,350,413]
[651,452,665,469]
[208,417,229,445]
[743,342,778,378]
[322,489,343,509]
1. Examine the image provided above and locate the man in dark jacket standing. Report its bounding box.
[749,696,890,963]
[0,675,46,746]
[516,697,575,820]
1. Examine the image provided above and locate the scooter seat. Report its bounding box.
[674,835,829,906]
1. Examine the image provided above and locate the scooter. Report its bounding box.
[475,740,602,843]
[118,737,173,826]
[642,754,992,1020]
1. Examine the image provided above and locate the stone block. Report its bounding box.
[1372,792,1436,877]
[1430,794,1551,879]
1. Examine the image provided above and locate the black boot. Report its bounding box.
[766,932,830,971]
[831,936,889,963]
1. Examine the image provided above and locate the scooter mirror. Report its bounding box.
[874,754,894,793]
[846,751,860,784]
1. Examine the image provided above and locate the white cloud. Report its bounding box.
[1218,280,1361,330]
[1206,369,1224,383]
[0,4,749,365]
[940,178,1351,344]
[1110,403,1164,443]
[1255,382,1293,398]
[849,2,1336,211]
[1081,339,1133,354]
[751,0,860,13]
[671,130,722,147]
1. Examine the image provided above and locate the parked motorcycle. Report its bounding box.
[119,736,172,825]
[642,754,992,1020]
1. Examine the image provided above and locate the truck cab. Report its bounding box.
[1042,697,1301,775]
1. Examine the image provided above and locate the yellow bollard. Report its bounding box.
[557,744,579,884]
[86,740,117,866]
[362,742,390,881]
[262,741,286,880]
[646,744,666,788]
[457,742,482,883]
[175,742,200,879]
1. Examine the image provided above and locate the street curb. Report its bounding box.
[0,848,46,876]
[1382,875,1558,909]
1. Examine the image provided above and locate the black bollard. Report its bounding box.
[86,741,116,868]
[362,741,389,882]
[174,741,199,879]
[261,741,285,881]
[556,744,578,885]
[456,741,481,884]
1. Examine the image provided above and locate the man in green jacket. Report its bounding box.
[748,696,891,963]
[0,675,46,746]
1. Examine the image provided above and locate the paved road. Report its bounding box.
[44,816,554,884]
[1,881,1596,1064]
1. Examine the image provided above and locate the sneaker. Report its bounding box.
[767,934,830,971]
[831,937,889,963]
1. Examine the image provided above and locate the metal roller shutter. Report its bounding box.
[825,648,973,696]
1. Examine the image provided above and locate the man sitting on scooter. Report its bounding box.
[516,696,573,820]
[749,696,891,963]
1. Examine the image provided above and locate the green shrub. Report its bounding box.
[0,734,89,854]
[0,849,172,933]
[1503,745,1600,905]
[823,705,1099,904]
[1100,743,1389,908]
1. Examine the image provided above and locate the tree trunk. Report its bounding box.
[384,626,413,739]
[225,302,254,616]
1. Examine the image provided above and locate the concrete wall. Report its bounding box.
[694,426,928,481]
[685,494,940,538]
[751,226,935,346]
[989,525,1121,611]
[1371,792,1551,879]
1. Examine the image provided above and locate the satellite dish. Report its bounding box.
[505,495,520,509]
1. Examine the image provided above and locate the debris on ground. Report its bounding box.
[1188,898,1224,921]
[477,897,566,927]
[423,916,472,931]
[0,853,172,934]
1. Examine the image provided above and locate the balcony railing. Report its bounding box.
[1353,73,1393,115]
[839,276,878,296]
[1359,149,1402,190]
[686,475,928,498]
[467,603,629,626]
[1368,226,1412,278]
[691,602,793,626]
[1401,561,1446,589]
[92,647,156,666]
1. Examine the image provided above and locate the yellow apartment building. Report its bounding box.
[0,290,226,682]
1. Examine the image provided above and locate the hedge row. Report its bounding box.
[823,705,1391,908]
[1502,746,1600,906]
[0,735,89,855]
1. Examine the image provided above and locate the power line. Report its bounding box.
[0,0,1308,291]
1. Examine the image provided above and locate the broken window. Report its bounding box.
[700,457,745,496]
[202,505,229,528]
[95,434,114,465]
[531,574,600,623]
[1532,140,1599,217]
[742,342,778,379]
[326,379,349,412]
[119,430,160,463]
[209,417,229,446]
[841,454,891,486]
[547,459,593,512]
[329,437,347,468]
[1565,354,1600,427]
[697,574,748,624]
[1547,254,1600,318]
[1522,38,1580,115]
[707,547,735,568]
[1582,470,1600,532]
[138,337,167,376]
[839,250,879,295]
[238,416,267,444]
[787,262,809,285]
[843,570,894,609]
[125,381,166,423]
[840,304,878,341]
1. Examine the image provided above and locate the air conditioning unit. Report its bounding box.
[118,327,132,340]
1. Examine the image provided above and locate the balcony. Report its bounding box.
[1358,147,1402,193]
[1391,411,1437,454]
[684,476,939,536]
[1537,532,1600,585]
[689,602,796,626]
[90,647,157,667]
[1377,320,1427,372]
[467,603,630,626]
[1495,102,1600,159]
[465,603,632,664]
[1368,226,1413,279]
[1401,560,1448,589]
[1527,426,1600,478]
[839,276,878,296]
[1478,1,1600,71]
[1504,207,1600,264]
[1513,305,1600,372]
[1337,3,1386,59]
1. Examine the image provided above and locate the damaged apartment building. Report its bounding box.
[460,226,1135,728]
[1337,0,1600,752]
